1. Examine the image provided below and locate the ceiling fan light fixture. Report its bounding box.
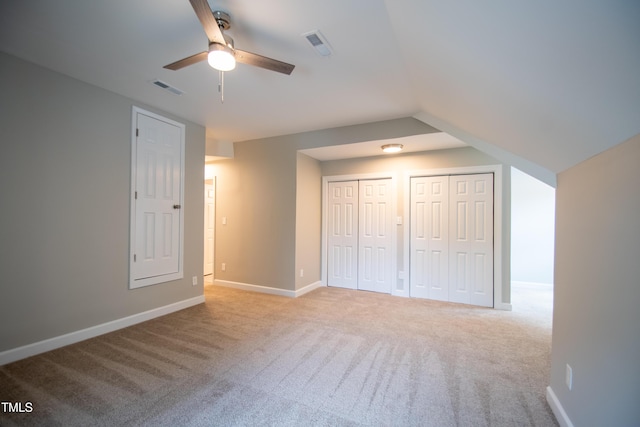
[381,144,403,153]
[164,3,294,75]
[208,43,236,71]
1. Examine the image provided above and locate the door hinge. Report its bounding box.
[133,254,137,262]
[135,191,137,199]
[136,128,139,137]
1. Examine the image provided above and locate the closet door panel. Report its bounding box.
[410,176,449,300]
[410,173,493,307]
[449,174,494,307]
[358,179,393,294]
[327,181,359,289]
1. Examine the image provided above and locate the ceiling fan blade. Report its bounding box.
[235,49,295,75]
[189,0,225,45]
[164,51,208,70]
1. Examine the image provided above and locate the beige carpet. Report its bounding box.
[0,283,558,426]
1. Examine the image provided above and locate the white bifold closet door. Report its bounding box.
[410,174,494,307]
[327,179,393,294]
[328,181,359,289]
[410,175,449,301]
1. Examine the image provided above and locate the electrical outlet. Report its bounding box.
[566,364,573,390]
[192,276,198,286]
[221,263,226,272]
[300,269,304,277]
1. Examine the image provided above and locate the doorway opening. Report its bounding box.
[204,164,216,284]
[510,167,556,318]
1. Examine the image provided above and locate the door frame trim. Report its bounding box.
[404,165,508,310]
[203,178,216,277]
[321,172,399,295]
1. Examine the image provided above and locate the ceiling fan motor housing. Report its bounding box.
[213,11,231,30]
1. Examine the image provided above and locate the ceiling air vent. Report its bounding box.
[150,79,184,96]
[302,30,333,57]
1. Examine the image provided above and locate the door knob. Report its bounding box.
[173,204,181,209]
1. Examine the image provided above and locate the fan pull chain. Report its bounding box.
[218,70,225,103]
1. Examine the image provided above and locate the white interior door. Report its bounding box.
[327,181,359,289]
[326,178,394,293]
[410,173,493,307]
[410,176,449,300]
[204,181,215,276]
[449,174,494,307]
[130,109,184,288]
[358,179,393,293]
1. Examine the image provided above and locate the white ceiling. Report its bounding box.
[1,1,638,183]
[300,133,467,161]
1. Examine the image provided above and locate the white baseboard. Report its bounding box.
[546,386,574,427]
[213,279,323,298]
[512,280,554,287]
[0,295,205,366]
[496,302,513,311]
[294,280,324,297]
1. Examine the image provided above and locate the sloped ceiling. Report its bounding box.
[387,0,640,183]
[1,1,638,185]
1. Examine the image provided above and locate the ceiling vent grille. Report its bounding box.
[302,30,333,57]
[151,79,184,96]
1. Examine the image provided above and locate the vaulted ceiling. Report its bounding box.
[1,1,638,185]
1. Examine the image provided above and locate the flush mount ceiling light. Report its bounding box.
[381,144,404,153]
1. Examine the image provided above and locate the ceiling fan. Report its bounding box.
[164,0,295,75]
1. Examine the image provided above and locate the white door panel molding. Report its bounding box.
[130,107,185,289]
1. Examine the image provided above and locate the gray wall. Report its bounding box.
[212,138,298,290]
[550,134,640,425]
[295,153,322,290]
[0,52,205,353]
